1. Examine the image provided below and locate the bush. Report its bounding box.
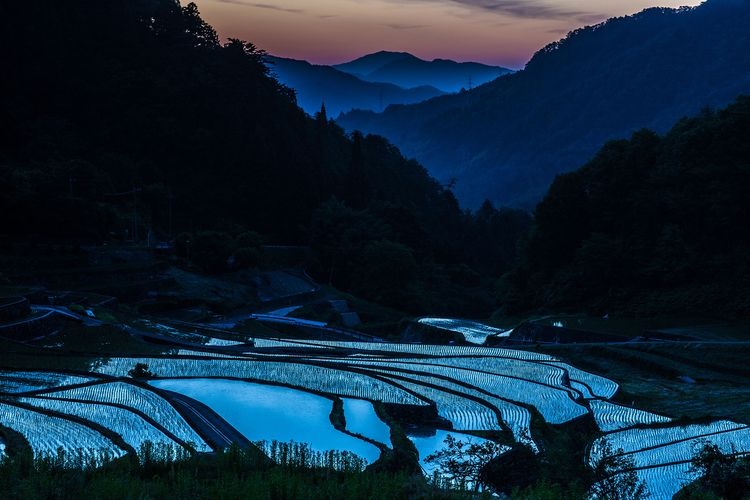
[235,247,260,269]
[191,231,235,273]
[236,231,263,249]
[128,363,155,379]
[675,443,750,500]
[353,240,417,304]
[174,232,192,259]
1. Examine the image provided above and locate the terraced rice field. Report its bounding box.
[408,429,510,486]
[0,401,126,465]
[624,463,698,500]
[395,363,587,424]
[371,367,535,441]
[150,379,381,464]
[625,426,750,469]
[382,377,502,431]
[590,420,750,499]
[0,371,96,394]
[590,420,747,461]
[544,362,619,399]
[388,356,568,389]
[317,356,586,424]
[252,338,556,361]
[589,400,672,432]
[0,331,577,466]
[19,397,181,457]
[2,312,748,497]
[94,358,426,405]
[39,382,211,451]
[417,318,511,345]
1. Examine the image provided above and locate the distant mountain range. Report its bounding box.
[264,56,444,117]
[334,51,512,93]
[338,0,750,208]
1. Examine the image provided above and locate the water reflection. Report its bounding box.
[150,378,380,463]
[342,398,391,446]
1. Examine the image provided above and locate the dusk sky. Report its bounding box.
[192,0,703,68]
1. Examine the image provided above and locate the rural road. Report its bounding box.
[157,389,254,451]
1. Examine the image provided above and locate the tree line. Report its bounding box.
[0,0,529,316]
[499,96,750,319]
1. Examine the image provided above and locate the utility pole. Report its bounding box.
[133,185,138,242]
[167,189,175,239]
[105,187,142,242]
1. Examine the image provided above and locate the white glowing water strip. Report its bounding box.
[590,420,747,465]
[94,358,426,406]
[205,337,246,347]
[0,371,95,394]
[21,397,180,456]
[0,401,126,466]
[175,349,245,359]
[252,338,329,349]
[321,358,586,424]
[372,356,569,390]
[383,377,502,431]
[545,362,619,399]
[417,318,511,344]
[570,381,594,399]
[626,426,750,469]
[357,369,534,452]
[633,463,698,500]
[590,400,672,433]
[44,382,210,451]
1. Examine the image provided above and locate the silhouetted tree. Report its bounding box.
[424,434,508,492]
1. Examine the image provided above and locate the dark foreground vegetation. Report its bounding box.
[2,435,744,499]
[0,445,457,500]
[676,444,750,500]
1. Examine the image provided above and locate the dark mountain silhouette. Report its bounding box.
[0,0,530,316]
[264,55,444,117]
[338,0,750,208]
[334,51,416,78]
[334,51,512,93]
[501,96,750,318]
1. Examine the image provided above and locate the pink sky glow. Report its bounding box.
[192,0,703,68]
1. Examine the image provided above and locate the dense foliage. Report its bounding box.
[0,445,461,500]
[676,443,750,499]
[499,97,750,318]
[0,0,529,315]
[339,0,750,208]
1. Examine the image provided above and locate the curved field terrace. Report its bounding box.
[1,314,748,498]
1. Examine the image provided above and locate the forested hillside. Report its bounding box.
[499,97,750,318]
[0,0,528,315]
[339,0,750,208]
